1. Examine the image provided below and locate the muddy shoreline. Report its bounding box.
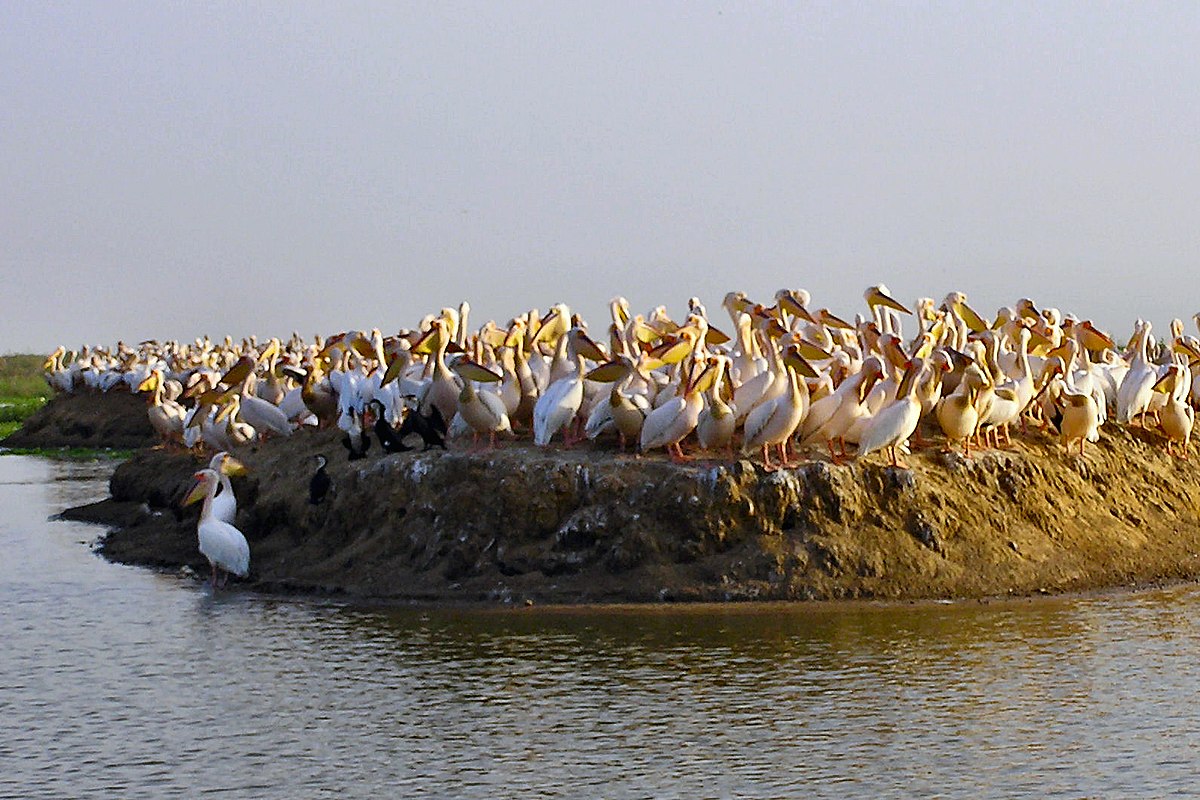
[30,391,1200,605]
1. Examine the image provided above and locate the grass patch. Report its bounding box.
[0,446,135,461]
[0,395,47,440]
[0,354,50,438]
[0,354,50,399]
[0,396,45,423]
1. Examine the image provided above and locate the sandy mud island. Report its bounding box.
[12,391,1200,604]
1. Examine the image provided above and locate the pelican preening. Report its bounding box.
[46,288,1200,470]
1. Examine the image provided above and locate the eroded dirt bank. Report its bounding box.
[60,421,1200,604]
[1,391,156,450]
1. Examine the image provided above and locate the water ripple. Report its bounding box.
[3,454,1200,798]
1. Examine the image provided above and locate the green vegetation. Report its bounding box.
[0,353,49,440]
[0,354,50,399]
[0,446,134,461]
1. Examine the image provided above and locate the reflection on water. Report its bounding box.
[1,454,1198,798]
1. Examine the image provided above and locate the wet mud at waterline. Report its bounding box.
[54,410,1200,604]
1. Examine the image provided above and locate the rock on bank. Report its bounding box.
[64,424,1200,603]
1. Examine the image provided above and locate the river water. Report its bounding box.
[2,453,1198,798]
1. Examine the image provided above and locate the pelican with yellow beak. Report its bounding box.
[639,359,716,460]
[454,360,511,448]
[1153,363,1194,458]
[533,327,606,446]
[183,468,250,588]
[865,284,912,337]
[859,358,925,468]
[742,345,816,470]
[206,451,248,525]
[136,368,187,445]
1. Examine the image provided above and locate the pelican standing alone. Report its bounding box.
[183,468,250,587]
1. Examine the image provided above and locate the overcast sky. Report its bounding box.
[3,2,1199,353]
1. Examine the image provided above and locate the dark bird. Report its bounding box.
[396,402,448,451]
[309,454,333,505]
[368,399,411,453]
[341,407,372,460]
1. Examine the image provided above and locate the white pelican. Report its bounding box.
[1060,391,1100,456]
[728,311,763,386]
[733,329,783,424]
[1041,358,1101,454]
[1117,321,1157,425]
[211,394,257,449]
[413,319,461,425]
[1154,363,1194,458]
[533,328,605,446]
[936,378,980,457]
[489,346,524,418]
[454,361,511,448]
[696,355,736,455]
[183,468,250,587]
[979,385,1022,448]
[255,338,287,405]
[639,359,714,460]
[136,368,187,445]
[864,284,913,337]
[296,362,338,427]
[43,347,77,393]
[742,345,815,470]
[859,358,924,467]
[584,355,654,451]
[206,451,248,525]
[802,357,884,463]
[235,392,294,439]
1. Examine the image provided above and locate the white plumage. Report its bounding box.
[533,371,584,445]
[236,392,295,438]
[206,451,247,525]
[858,360,924,466]
[184,468,250,586]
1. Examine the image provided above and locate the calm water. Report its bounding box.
[2,454,1198,798]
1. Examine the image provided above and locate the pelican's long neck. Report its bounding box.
[1062,362,1079,393]
[219,471,234,499]
[1017,333,1032,381]
[787,362,803,400]
[435,337,451,379]
[1128,323,1147,367]
[711,360,727,404]
[615,365,636,397]
[566,336,585,379]
[571,338,585,378]
[201,479,217,522]
[1075,333,1094,373]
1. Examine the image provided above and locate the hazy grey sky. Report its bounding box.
[3,2,1199,353]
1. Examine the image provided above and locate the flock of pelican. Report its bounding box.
[43,288,1200,473]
